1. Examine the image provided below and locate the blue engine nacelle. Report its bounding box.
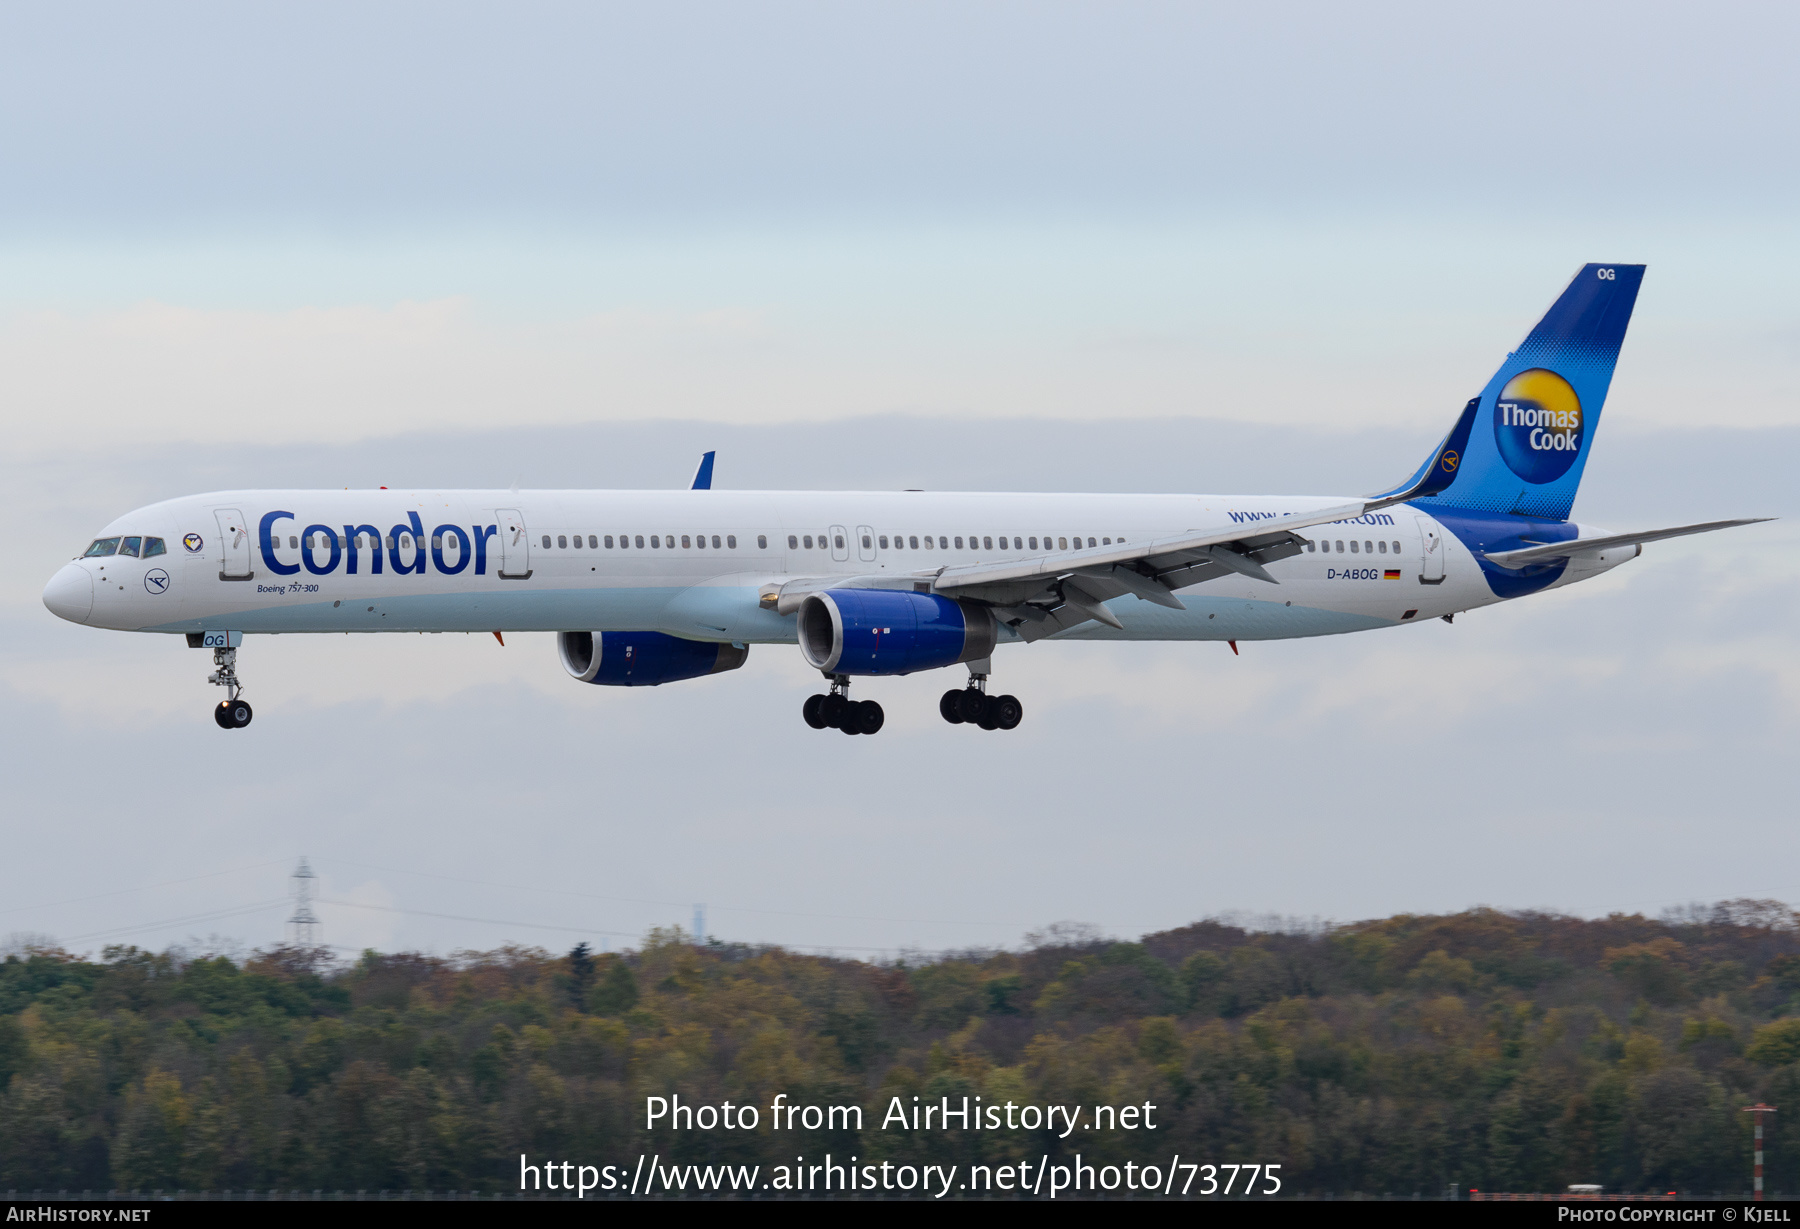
[558,631,748,687]
[797,589,997,676]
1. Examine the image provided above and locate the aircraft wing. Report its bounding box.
[766,402,1484,639]
[1481,518,1773,570]
[927,395,1480,640]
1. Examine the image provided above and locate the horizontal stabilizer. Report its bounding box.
[1482,518,1773,569]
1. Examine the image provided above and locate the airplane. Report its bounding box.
[42,263,1769,733]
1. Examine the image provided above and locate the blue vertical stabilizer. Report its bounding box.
[1413,263,1644,522]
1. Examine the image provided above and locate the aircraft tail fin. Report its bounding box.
[1407,263,1645,522]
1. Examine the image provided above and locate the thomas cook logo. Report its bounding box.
[1493,368,1583,484]
[182,533,204,553]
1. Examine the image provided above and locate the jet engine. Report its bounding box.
[797,589,996,676]
[558,631,747,687]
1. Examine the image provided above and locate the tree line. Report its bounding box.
[6,901,1800,1194]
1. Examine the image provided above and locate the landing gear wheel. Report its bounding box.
[227,700,253,728]
[853,700,885,735]
[939,690,965,724]
[803,694,828,729]
[820,692,850,729]
[214,701,234,729]
[976,696,1000,730]
[954,689,987,724]
[991,694,1022,730]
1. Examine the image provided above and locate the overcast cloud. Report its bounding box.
[1,2,1795,958]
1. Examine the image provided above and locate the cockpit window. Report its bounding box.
[119,537,142,557]
[83,538,121,557]
[142,537,166,558]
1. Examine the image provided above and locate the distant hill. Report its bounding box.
[5,902,1800,1196]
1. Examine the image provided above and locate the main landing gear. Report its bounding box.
[939,671,1022,732]
[801,668,1024,735]
[803,675,885,736]
[208,645,253,729]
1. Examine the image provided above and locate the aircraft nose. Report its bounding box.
[43,564,93,624]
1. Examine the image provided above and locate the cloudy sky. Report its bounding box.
[2,2,1797,958]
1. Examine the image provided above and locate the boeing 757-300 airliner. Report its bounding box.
[42,264,1768,732]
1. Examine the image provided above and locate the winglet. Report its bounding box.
[691,451,716,491]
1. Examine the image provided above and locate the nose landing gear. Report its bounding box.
[939,670,1022,731]
[208,645,253,728]
[803,675,885,735]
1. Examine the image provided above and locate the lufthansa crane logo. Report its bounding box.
[1493,368,1583,484]
[182,533,204,553]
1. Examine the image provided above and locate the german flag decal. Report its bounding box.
[1383,569,1401,580]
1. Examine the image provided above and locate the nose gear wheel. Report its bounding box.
[206,645,253,727]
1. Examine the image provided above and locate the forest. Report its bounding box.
[5,901,1800,1196]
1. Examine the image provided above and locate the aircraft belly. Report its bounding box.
[143,584,800,641]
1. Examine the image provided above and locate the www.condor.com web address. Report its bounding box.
[523,1154,1282,1198]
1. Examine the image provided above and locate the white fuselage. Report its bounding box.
[44,488,1634,648]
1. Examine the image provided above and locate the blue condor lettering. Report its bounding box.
[258,514,499,577]
[389,512,427,575]
[432,524,472,574]
[302,524,341,576]
[472,524,497,575]
[259,511,300,577]
[344,524,383,574]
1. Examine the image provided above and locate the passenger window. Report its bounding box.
[1378,540,1387,553]
[879,535,889,549]
[1102,537,1110,546]
[1350,541,1359,553]
[604,536,614,548]
[982,536,993,550]
[803,535,813,549]
[635,535,645,548]
[1029,537,1038,549]
[1365,541,1373,553]
[83,538,120,556]
[1335,540,1344,552]
[954,537,964,549]
[1087,537,1096,548]
[1058,537,1067,550]
[432,535,443,549]
[712,535,721,548]
[1394,541,1403,553]
[834,535,845,549]
[650,535,660,548]
[907,535,917,549]
[555,535,565,549]
[142,537,166,558]
[685,535,695,548]
[1305,541,1315,552]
